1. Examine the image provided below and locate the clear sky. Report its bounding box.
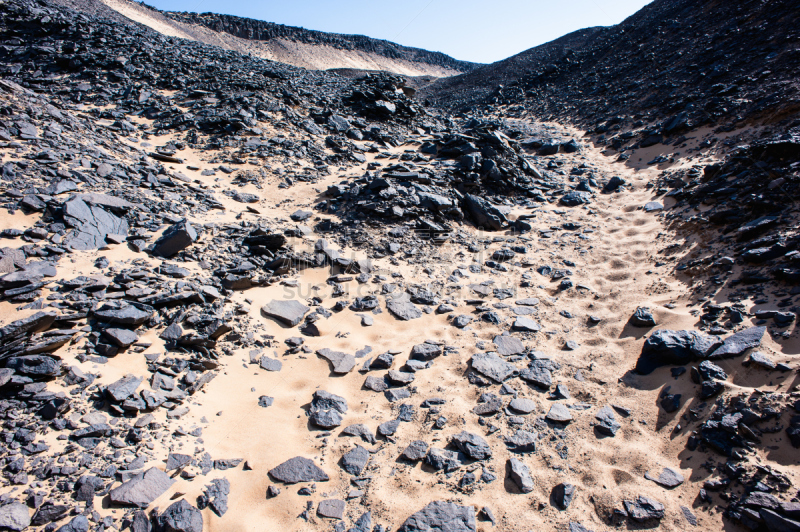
[142,0,653,64]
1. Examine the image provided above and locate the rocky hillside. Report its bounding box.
[163,9,478,74]
[424,0,800,130]
[53,0,479,77]
[0,0,800,531]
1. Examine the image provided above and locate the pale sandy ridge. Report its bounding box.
[100,0,463,77]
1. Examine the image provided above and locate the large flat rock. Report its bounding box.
[109,467,175,508]
[261,299,310,327]
[269,457,329,484]
[398,501,476,532]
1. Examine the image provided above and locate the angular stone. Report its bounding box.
[259,356,282,372]
[512,317,541,332]
[341,424,376,444]
[624,496,665,522]
[269,457,328,483]
[107,375,143,402]
[109,467,175,508]
[519,362,552,388]
[748,351,777,370]
[312,390,348,413]
[62,197,129,250]
[317,499,345,519]
[341,446,369,476]
[504,430,537,452]
[451,431,492,460]
[93,305,153,326]
[470,352,517,382]
[398,501,476,532]
[261,299,310,327]
[102,328,138,348]
[400,440,428,461]
[310,409,342,429]
[553,483,576,509]
[410,343,442,361]
[630,307,656,327]
[493,335,525,356]
[197,478,229,517]
[6,355,61,378]
[165,454,192,471]
[155,499,203,532]
[595,406,621,436]
[425,448,465,472]
[0,503,30,531]
[463,194,507,231]
[317,348,355,373]
[637,329,723,374]
[645,467,685,488]
[546,404,573,423]
[508,458,534,493]
[0,311,56,340]
[387,299,422,320]
[560,191,591,206]
[509,398,536,414]
[760,509,800,532]
[708,327,766,358]
[152,221,197,257]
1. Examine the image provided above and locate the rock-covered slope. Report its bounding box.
[54,0,480,77]
[1,0,800,531]
[162,8,479,75]
[424,0,800,130]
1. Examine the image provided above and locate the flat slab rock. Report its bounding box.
[708,326,766,358]
[509,398,536,414]
[109,467,175,508]
[261,299,310,327]
[470,352,517,382]
[269,457,329,484]
[0,502,31,531]
[546,403,573,423]
[493,335,525,356]
[451,431,492,460]
[317,348,355,373]
[387,298,422,320]
[624,496,665,522]
[398,500,476,532]
[317,499,345,520]
[508,457,534,493]
[645,467,685,488]
[155,499,203,532]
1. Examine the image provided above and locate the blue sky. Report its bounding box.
[143,0,653,63]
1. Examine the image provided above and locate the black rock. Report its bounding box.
[507,457,534,493]
[708,326,766,359]
[197,478,229,516]
[93,305,154,326]
[636,329,722,374]
[109,467,175,508]
[553,483,576,509]
[470,352,517,382]
[595,406,621,436]
[451,431,492,460]
[152,220,197,257]
[269,457,329,483]
[155,499,203,532]
[400,440,429,461]
[630,307,656,327]
[624,496,665,522]
[261,299,311,327]
[341,446,369,476]
[398,501,476,532]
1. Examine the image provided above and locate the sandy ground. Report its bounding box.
[1,93,797,531]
